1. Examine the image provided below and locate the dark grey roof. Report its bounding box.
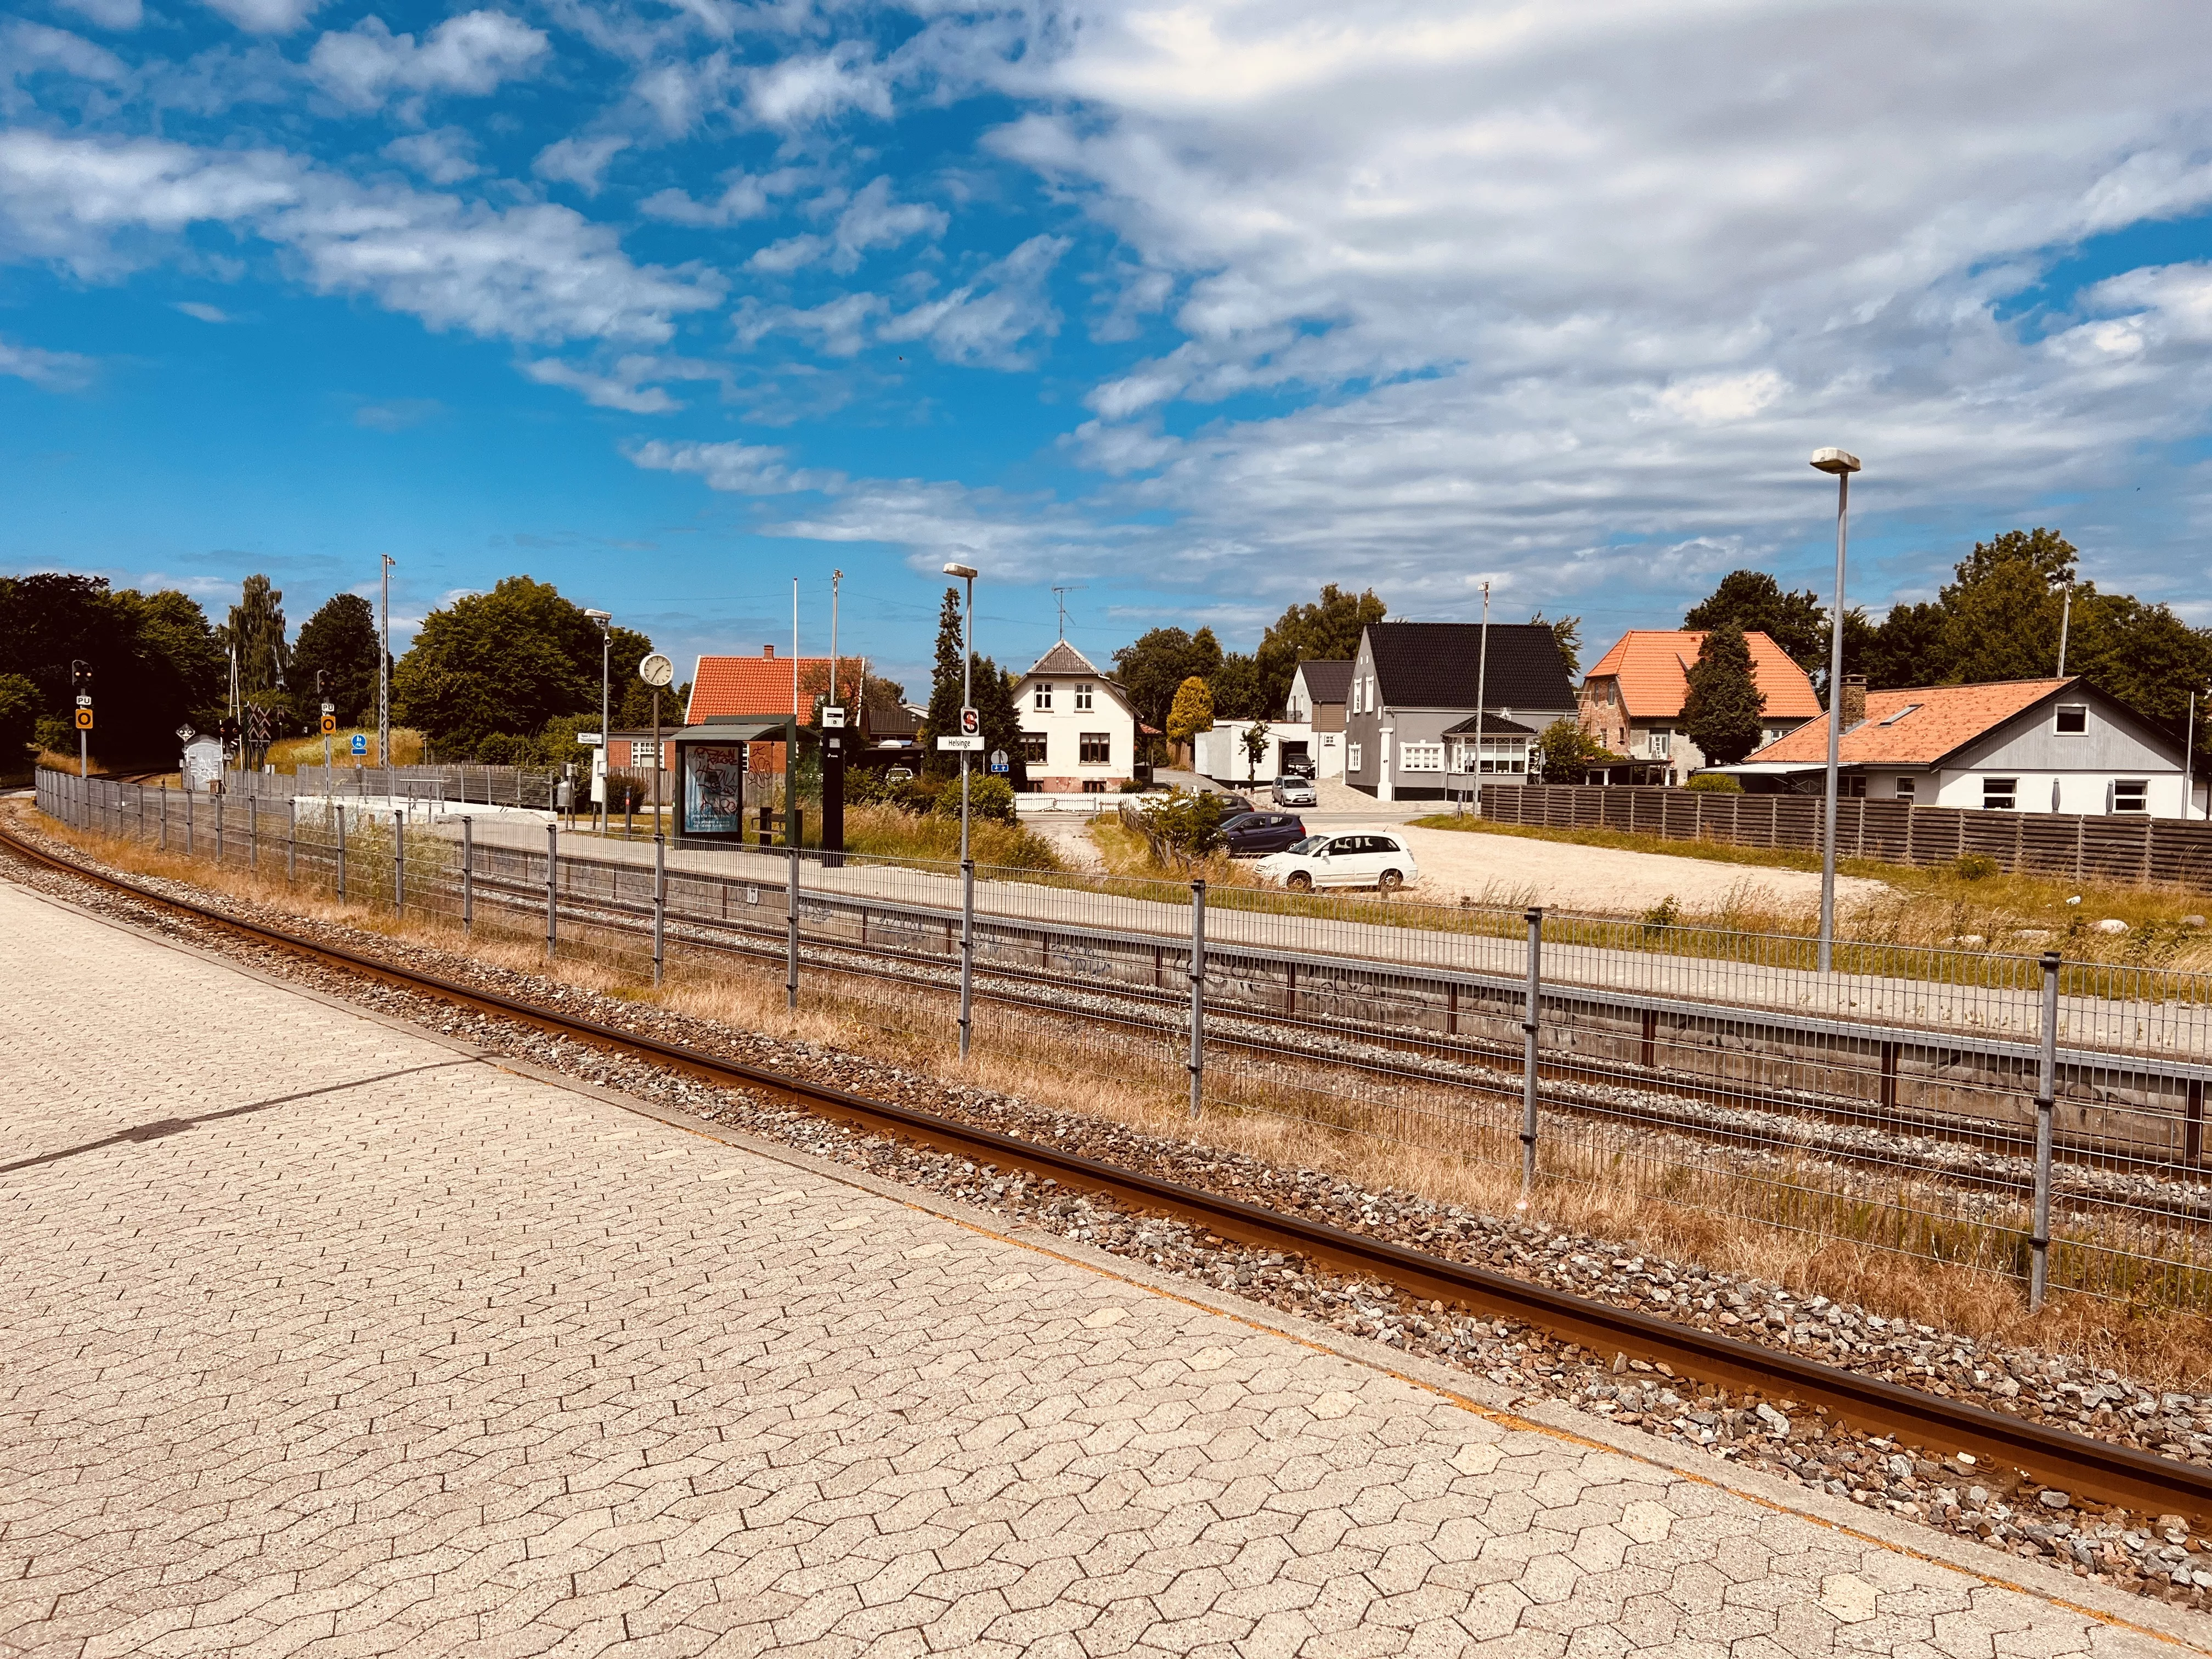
[1439,711,1537,737]
[1026,640,1098,676]
[1293,659,1353,704]
[1366,622,1575,712]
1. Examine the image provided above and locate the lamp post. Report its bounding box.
[941,562,979,863]
[1810,447,1861,973]
[378,555,394,768]
[584,608,612,831]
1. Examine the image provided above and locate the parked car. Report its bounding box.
[1281,754,1317,779]
[1256,830,1420,891]
[1270,775,1317,807]
[1219,811,1308,856]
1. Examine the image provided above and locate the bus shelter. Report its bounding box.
[666,715,810,844]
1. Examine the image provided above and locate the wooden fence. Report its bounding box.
[1471,785,2212,889]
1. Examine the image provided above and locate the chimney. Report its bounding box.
[1841,674,1867,730]
[763,644,776,659]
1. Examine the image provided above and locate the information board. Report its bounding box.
[682,744,747,836]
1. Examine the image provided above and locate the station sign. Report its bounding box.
[821,706,845,729]
[937,707,985,752]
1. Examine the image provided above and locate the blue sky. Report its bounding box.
[5,0,2212,696]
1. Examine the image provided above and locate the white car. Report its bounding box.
[1256,831,1420,892]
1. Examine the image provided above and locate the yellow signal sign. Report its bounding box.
[320,714,337,735]
[74,707,93,730]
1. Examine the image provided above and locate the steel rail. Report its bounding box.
[5,820,2211,1525]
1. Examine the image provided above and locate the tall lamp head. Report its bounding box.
[1809,448,1862,476]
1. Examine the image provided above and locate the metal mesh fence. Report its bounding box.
[35,766,2212,1311]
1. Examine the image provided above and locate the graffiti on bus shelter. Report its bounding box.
[682,746,747,836]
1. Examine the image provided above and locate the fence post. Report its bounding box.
[160,782,168,853]
[138,783,145,840]
[462,816,473,936]
[186,788,194,858]
[335,804,346,899]
[958,859,976,1058]
[1188,878,1207,1119]
[249,793,258,872]
[1522,906,1543,1197]
[286,799,296,885]
[393,809,405,916]
[652,829,665,986]
[786,843,800,1010]
[215,788,224,869]
[2029,950,2060,1311]
[545,821,558,957]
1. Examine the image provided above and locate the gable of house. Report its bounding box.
[1582,630,1820,723]
[687,647,840,723]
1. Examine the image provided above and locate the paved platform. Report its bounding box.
[0,876,2196,1658]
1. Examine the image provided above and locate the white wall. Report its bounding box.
[1930,769,2190,816]
[1018,676,1136,778]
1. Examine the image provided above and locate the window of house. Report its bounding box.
[1895,776,1916,804]
[1079,732,1111,765]
[1347,742,1363,771]
[1880,703,1922,725]
[1034,683,1053,711]
[1074,683,1093,711]
[2055,704,2087,735]
[1843,774,1867,797]
[1983,777,2018,811]
[1649,730,1671,758]
[1019,732,1048,764]
[1400,743,1443,772]
[2113,779,2148,813]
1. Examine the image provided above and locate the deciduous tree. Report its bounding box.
[1113,627,1222,736]
[1166,677,1215,757]
[291,594,383,727]
[1684,571,1828,671]
[1253,584,1386,715]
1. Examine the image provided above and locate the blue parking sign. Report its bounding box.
[351,733,368,756]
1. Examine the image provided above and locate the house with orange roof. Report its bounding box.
[1713,676,2199,816]
[1578,629,1821,785]
[685,645,864,771]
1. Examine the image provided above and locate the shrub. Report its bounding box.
[1685,772,1742,793]
[475,732,534,767]
[1953,853,1999,882]
[928,772,1017,823]
[1141,790,1232,859]
[605,770,650,812]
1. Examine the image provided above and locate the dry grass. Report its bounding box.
[840,802,1065,872]
[264,727,428,771]
[21,797,2212,1390]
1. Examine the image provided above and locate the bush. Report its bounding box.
[1685,772,1742,793]
[605,770,650,812]
[927,772,1017,823]
[842,802,1062,871]
[475,732,535,766]
[1953,853,1999,882]
[1141,791,1233,859]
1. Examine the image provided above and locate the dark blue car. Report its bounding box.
[1220,810,1308,856]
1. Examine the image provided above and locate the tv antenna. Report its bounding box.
[1051,584,1086,641]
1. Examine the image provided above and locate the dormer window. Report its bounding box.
[1034,683,1053,711]
[2055,704,2087,735]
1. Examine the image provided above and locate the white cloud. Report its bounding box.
[309,11,548,111]
[640,167,804,227]
[0,131,724,343]
[5,20,131,84]
[54,0,142,30]
[173,300,230,321]
[743,44,890,128]
[881,234,1068,368]
[0,335,95,390]
[201,0,324,36]
[627,436,835,494]
[522,352,725,412]
[1652,371,1788,427]
[383,128,479,184]
[532,134,630,196]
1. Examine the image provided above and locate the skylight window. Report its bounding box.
[1879,704,1921,725]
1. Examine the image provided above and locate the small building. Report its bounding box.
[686,644,857,771]
[1441,712,1537,784]
[1344,622,1578,800]
[181,734,224,793]
[1711,676,2202,815]
[1577,629,1820,786]
[1281,661,1352,778]
[1014,641,1142,792]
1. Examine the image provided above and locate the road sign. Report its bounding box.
[820,706,846,729]
[936,735,983,752]
[960,707,980,737]
[320,714,337,736]
[74,707,93,730]
[351,733,368,756]
[989,748,1009,774]
[176,724,195,742]
[638,652,675,689]
[578,732,602,747]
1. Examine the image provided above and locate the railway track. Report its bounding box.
[6,818,2212,1528]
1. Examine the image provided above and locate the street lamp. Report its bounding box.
[584,608,612,831]
[1810,447,1861,973]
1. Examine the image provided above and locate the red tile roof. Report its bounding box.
[1583,630,1821,721]
[686,648,855,724]
[1750,679,2073,766]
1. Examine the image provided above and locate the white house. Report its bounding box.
[1014,641,1144,792]
[1713,677,2204,815]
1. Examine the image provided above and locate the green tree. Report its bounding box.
[1252,584,1387,715]
[0,572,224,758]
[1932,529,2074,684]
[1167,676,1215,753]
[218,574,290,702]
[2068,594,2212,741]
[393,576,643,753]
[1528,612,1583,677]
[0,673,38,766]
[970,658,1029,790]
[291,594,384,727]
[1534,718,1615,784]
[1239,718,1273,781]
[1680,622,1767,766]
[1855,600,1944,690]
[1112,626,1223,738]
[1684,570,1828,671]
[1209,652,1265,720]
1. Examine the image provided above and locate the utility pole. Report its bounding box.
[1471,580,1491,818]
[378,555,394,768]
[2057,583,2073,677]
